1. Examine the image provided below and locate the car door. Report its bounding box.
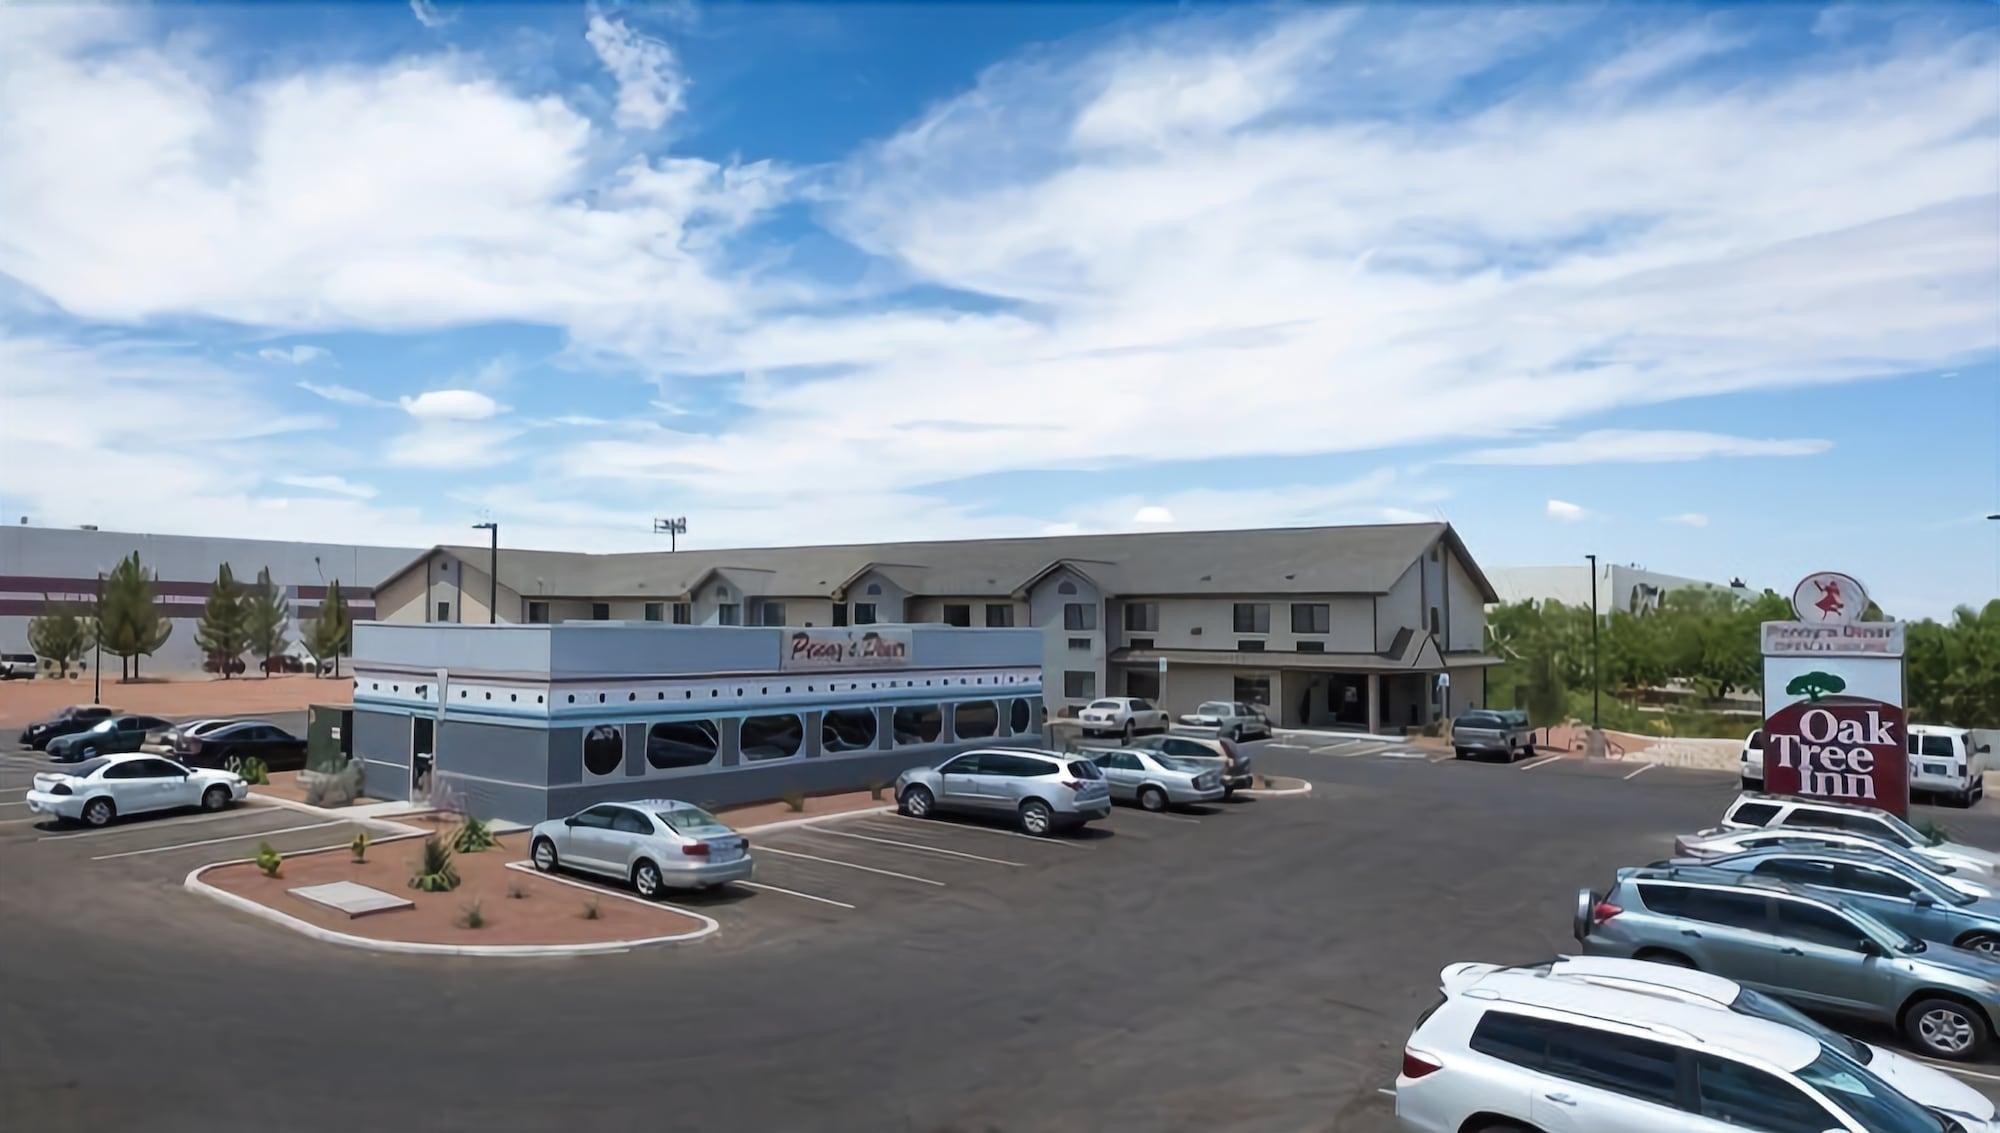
[1094,751,1140,801]
[98,760,156,812]
[1530,1022,1689,1133]
[1767,895,1900,1016]
[979,753,1036,810]
[562,805,624,875]
[604,808,655,876]
[1634,883,1778,988]
[141,758,201,810]
[938,753,989,810]
[1824,860,1963,945]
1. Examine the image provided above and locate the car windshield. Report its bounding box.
[1795,1045,1945,1133]
[1087,700,1119,711]
[1196,702,1231,715]
[87,719,117,733]
[654,804,731,836]
[1841,905,1924,953]
[1731,988,1869,1064]
[67,757,113,777]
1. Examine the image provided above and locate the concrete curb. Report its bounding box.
[1239,777,1312,798]
[1274,728,1407,744]
[183,838,719,957]
[245,793,427,836]
[731,805,895,836]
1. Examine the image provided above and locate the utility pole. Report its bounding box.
[653,516,688,552]
[1585,553,1600,730]
[471,522,498,624]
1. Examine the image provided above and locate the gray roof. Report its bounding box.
[391,522,1495,603]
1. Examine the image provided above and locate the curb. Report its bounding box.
[730,804,895,836]
[245,793,428,835]
[1239,777,1312,798]
[183,840,719,958]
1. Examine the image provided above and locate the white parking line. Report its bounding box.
[736,880,856,910]
[757,845,946,886]
[1428,752,1455,764]
[875,814,1089,849]
[1909,1056,2000,1084]
[1376,1087,1396,1098]
[36,806,276,841]
[806,826,1024,867]
[1518,754,1564,772]
[1311,742,1363,755]
[91,819,348,860]
[1260,743,1313,752]
[1622,762,1656,781]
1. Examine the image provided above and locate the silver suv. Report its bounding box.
[1576,863,2000,1060]
[896,748,1111,835]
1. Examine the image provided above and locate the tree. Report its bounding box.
[307,580,353,678]
[241,567,290,678]
[1523,645,1568,742]
[1784,671,1846,702]
[1906,600,2000,728]
[26,599,95,677]
[194,564,248,679]
[97,552,172,681]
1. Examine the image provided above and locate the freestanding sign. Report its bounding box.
[1761,572,1908,816]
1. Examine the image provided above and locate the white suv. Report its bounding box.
[1738,729,1765,790]
[1715,793,2000,874]
[1396,961,1989,1132]
[1076,697,1169,740]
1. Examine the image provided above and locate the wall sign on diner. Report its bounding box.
[782,627,913,671]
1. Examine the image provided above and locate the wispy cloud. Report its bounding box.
[1453,430,1834,466]
[1665,512,1710,528]
[585,12,686,131]
[297,380,389,409]
[408,0,452,30]
[257,344,331,365]
[399,389,501,422]
[274,474,377,500]
[1546,499,1591,523]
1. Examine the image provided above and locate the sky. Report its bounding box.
[0,1,1995,618]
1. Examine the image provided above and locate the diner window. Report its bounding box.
[1064,670,1096,699]
[1233,675,1271,706]
[1009,698,1033,734]
[1063,603,1096,631]
[1124,602,1158,632]
[672,602,692,624]
[718,603,741,626]
[526,601,550,624]
[644,602,664,622]
[759,602,786,627]
[591,602,611,621]
[954,701,998,739]
[822,708,878,753]
[892,704,943,745]
[1291,603,1330,634]
[854,602,877,625]
[985,604,1014,627]
[646,720,719,770]
[582,724,624,776]
[942,604,971,627]
[1232,603,1270,634]
[739,714,804,761]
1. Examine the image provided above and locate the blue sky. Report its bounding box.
[0,1,1995,617]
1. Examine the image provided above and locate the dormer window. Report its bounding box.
[1057,580,1077,595]
[866,583,882,596]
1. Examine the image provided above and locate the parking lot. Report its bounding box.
[3,725,1997,1132]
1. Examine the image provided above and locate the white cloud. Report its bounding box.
[1665,512,1710,527]
[274,474,377,499]
[1546,499,1590,523]
[1585,23,1747,93]
[585,12,686,131]
[384,422,521,469]
[408,0,452,30]
[1130,505,1175,524]
[1453,430,1834,465]
[297,380,389,408]
[257,344,331,365]
[399,389,500,421]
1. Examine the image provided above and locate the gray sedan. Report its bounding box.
[1089,747,1224,811]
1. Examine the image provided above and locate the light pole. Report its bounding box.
[471,522,498,624]
[92,571,104,705]
[1584,553,1600,730]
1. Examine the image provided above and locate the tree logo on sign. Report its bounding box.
[1785,671,1846,702]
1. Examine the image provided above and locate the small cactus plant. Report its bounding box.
[407,835,459,893]
[236,755,270,786]
[350,830,370,863]
[254,841,282,878]
[451,814,498,854]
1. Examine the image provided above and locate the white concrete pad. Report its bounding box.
[288,881,414,918]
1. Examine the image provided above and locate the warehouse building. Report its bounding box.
[372,523,1501,733]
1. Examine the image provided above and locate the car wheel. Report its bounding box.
[1018,798,1054,836]
[1122,721,1135,742]
[900,785,935,819]
[1523,742,1535,757]
[1957,932,2000,956]
[224,754,244,775]
[531,837,558,872]
[200,785,230,812]
[1138,786,1167,812]
[1905,996,1989,1060]
[82,797,115,828]
[633,860,664,900]
[1958,787,1976,809]
[1454,747,1469,759]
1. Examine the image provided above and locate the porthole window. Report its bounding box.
[598,693,606,704]
[955,700,998,739]
[1010,698,1032,734]
[567,694,575,703]
[740,714,804,761]
[537,695,544,704]
[459,690,466,698]
[484,692,492,700]
[647,720,719,770]
[822,708,878,753]
[510,694,518,702]
[629,693,637,702]
[583,724,623,776]
[893,704,943,746]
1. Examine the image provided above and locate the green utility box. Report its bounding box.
[305,704,354,774]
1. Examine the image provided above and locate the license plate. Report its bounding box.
[711,845,743,863]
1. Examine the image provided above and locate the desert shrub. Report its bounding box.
[780,789,806,813]
[581,898,601,920]
[408,835,460,893]
[350,830,370,863]
[254,841,282,877]
[452,814,498,854]
[305,759,366,807]
[235,755,270,786]
[457,900,485,930]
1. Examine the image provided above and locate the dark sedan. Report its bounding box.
[21,705,121,751]
[46,714,172,762]
[175,721,308,772]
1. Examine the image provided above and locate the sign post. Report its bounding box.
[1761,572,1908,816]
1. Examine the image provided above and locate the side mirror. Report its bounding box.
[1856,937,1885,957]
[565,817,579,827]
[1912,892,1935,908]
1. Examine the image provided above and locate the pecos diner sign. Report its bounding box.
[782,627,912,672]
[1761,571,1909,816]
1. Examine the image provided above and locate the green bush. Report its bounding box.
[451,814,498,854]
[254,841,282,878]
[408,835,459,893]
[457,900,485,930]
[230,755,270,786]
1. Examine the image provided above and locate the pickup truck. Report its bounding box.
[1176,700,1271,741]
[1451,709,1533,762]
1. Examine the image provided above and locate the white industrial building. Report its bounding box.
[1488,563,1731,615]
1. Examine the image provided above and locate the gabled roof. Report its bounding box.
[379,522,1495,603]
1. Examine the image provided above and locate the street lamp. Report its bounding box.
[471,522,498,624]
[1585,553,1600,730]
[92,570,104,705]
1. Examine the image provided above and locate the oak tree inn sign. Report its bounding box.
[1762,572,1910,817]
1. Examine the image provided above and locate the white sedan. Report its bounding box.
[1077,697,1170,739]
[26,754,249,828]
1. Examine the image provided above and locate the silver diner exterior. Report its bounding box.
[347,621,1045,825]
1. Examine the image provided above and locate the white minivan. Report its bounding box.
[1909,724,1990,808]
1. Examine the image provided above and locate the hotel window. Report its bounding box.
[672,602,692,624]
[526,601,550,624]
[1063,670,1096,699]
[1063,603,1096,631]
[644,602,664,622]
[739,714,804,761]
[866,583,882,596]
[1124,602,1159,632]
[832,603,849,627]
[1068,637,1091,651]
[985,604,1014,628]
[1238,640,1266,652]
[1291,603,1330,634]
[1296,641,1325,653]
[892,704,943,745]
[435,601,451,622]
[1233,675,1271,706]
[942,604,972,627]
[718,603,741,626]
[759,602,786,627]
[1127,637,1154,650]
[646,720,718,770]
[591,602,611,621]
[1232,603,1270,634]
[854,603,877,625]
[1428,608,1441,635]
[953,701,998,739]
[822,708,878,753]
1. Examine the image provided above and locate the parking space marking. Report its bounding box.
[1428,752,1454,764]
[1909,1057,2000,1084]
[805,826,1024,867]
[36,805,281,841]
[1518,754,1563,772]
[758,845,946,886]
[90,819,348,860]
[1260,743,1313,752]
[875,814,1090,849]
[1622,762,1656,781]
[1375,1088,1396,1098]
[735,880,856,910]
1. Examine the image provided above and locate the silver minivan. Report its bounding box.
[896,748,1112,835]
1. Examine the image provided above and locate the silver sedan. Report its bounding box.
[529,799,752,898]
[1089,747,1224,811]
